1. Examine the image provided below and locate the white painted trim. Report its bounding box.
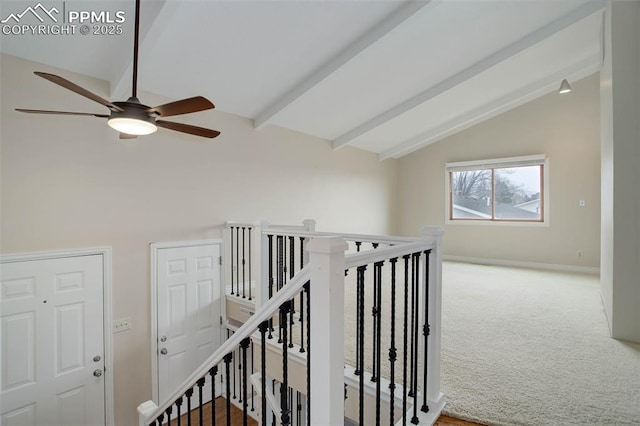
[444,255,600,275]
[0,247,115,426]
[253,0,434,129]
[149,239,223,404]
[334,1,605,150]
[378,55,601,160]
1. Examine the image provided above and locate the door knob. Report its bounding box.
[93,355,101,362]
[93,369,103,377]
[160,336,167,342]
[160,348,168,355]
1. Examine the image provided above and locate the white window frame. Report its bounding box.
[445,154,549,227]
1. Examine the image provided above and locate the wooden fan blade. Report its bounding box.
[16,108,109,118]
[34,72,123,112]
[147,96,214,117]
[156,120,220,139]
[119,133,137,139]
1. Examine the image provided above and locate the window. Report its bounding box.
[446,155,546,223]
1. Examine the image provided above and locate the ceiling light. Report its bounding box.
[559,79,572,94]
[108,116,157,135]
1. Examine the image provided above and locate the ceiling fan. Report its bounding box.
[16,0,220,139]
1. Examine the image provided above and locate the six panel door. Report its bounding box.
[156,244,222,404]
[1,254,105,426]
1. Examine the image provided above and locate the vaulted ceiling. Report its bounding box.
[0,0,604,160]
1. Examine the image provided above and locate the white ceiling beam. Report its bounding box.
[378,54,601,161]
[110,0,179,100]
[333,0,605,150]
[253,0,435,130]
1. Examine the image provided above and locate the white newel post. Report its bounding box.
[421,226,444,403]
[137,400,158,426]
[303,218,316,232]
[307,236,348,426]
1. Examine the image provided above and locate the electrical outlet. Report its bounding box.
[577,251,583,259]
[113,317,131,333]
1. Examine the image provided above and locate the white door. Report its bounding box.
[1,254,105,426]
[156,243,221,404]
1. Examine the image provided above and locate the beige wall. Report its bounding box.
[397,73,601,269]
[0,54,398,425]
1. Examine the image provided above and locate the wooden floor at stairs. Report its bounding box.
[179,397,258,426]
[181,397,483,426]
[435,415,484,426]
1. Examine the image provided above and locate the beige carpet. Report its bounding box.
[339,261,640,425]
[439,262,640,425]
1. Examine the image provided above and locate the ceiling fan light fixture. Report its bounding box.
[559,79,572,94]
[108,116,157,135]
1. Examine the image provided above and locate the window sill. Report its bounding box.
[445,219,549,228]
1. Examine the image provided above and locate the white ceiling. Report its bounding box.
[0,0,604,160]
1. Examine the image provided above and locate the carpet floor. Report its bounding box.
[440,261,640,425]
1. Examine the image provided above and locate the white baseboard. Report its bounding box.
[443,255,600,275]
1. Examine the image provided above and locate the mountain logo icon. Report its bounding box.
[1,3,59,24]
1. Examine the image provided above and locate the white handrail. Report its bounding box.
[141,266,311,425]
[345,241,435,270]
[263,228,423,245]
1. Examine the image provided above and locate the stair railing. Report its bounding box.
[139,226,443,426]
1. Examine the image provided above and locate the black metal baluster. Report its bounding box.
[411,253,421,425]
[268,234,274,339]
[299,285,305,353]
[277,236,284,291]
[282,235,287,287]
[230,227,235,295]
[422,250,431,414]
[297,391,301,426]
[288,237,295,346]
[355,241,362,252]
[277,236,284,343]
[197,377,205,425]
[185,388,193,426]
[371,261,379,383]
[176,396,183,426]
[223,353,232,426]
[402,254,410,426]
[272,380,276,426]
[389,257,398,425]
[210,366,218,426]
[374,261,384,425]
[305,281,311,426]
[248,227,252,300]
[157,414,165,426]
[409,254,416,399]
[251,341,255,412]
[233,346,237,400]
[240,338,250,426]
[242,227,246,298]
[289,389,293,426]
[354,264,361,375]
[165,406,172,426]
[373,242,379,249]
[238,348,243,405]
[357,265,367,425]
[280,301,291,426]
[236,227,240,296]
[289,235,295,279]
[258,321,268,425]
[299,239,306,353]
